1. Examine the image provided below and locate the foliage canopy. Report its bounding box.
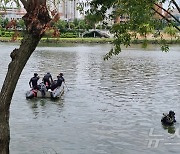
[85,0,180,59]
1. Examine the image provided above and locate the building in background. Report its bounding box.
[0,7,26,20]
[58,0,76,21]
[0,0,113,27]
[58,0,91,21]
[0,0,91,21]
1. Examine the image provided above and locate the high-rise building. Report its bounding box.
[58,0,91,21]
[58,0,76,21]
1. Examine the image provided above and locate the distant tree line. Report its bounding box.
[0,17,112,38]
[0,16,179,39]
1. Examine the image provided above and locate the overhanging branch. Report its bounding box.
[154,3,180,24]
[171,0,180,13]
[152,7,180,32]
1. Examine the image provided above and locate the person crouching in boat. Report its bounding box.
[29,73,40,90]
[42,72,53,89]
[51,73,65,90]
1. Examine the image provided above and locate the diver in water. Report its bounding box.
[161,111,176,126]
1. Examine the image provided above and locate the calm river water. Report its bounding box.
[0,42,180,154]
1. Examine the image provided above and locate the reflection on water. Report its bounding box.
[162,125,176,134]
[0,43,180,154]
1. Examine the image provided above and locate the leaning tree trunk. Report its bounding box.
[0,0,50,153]
[0,34,41,153]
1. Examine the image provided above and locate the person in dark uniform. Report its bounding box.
[29,73,40,89]
[161,111,176,126]
[42,72,53,88]
[51,73,65,90]
[57,73,65,87]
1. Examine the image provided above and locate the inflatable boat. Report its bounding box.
[26,82,64,99]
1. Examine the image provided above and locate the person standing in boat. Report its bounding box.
[57,73,65,86]
[51,73,65,90]
[29,73,40,90]
[42,72,53,89]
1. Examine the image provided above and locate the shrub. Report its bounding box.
[60,32,78,38]
[4,31,14,37]
[1,31,5,36]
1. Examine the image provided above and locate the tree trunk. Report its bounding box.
[0,0,51,153]
[0,33,41,154]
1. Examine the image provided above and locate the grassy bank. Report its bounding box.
[0,37,180,44]
[41,37,114,43]
[0,37,113,43]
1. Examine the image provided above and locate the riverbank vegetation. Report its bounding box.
[86,0,180,59]
[0,34,179,45]
[0,17,180,45]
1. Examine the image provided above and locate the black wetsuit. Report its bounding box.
[29,76,39,89]
[57,76,65,86]
[43,73,53,87]
[51,76,64,90]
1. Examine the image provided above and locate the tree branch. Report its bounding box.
[171,0,180,13]
[154,3,180,24]
[152,7,180,32]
